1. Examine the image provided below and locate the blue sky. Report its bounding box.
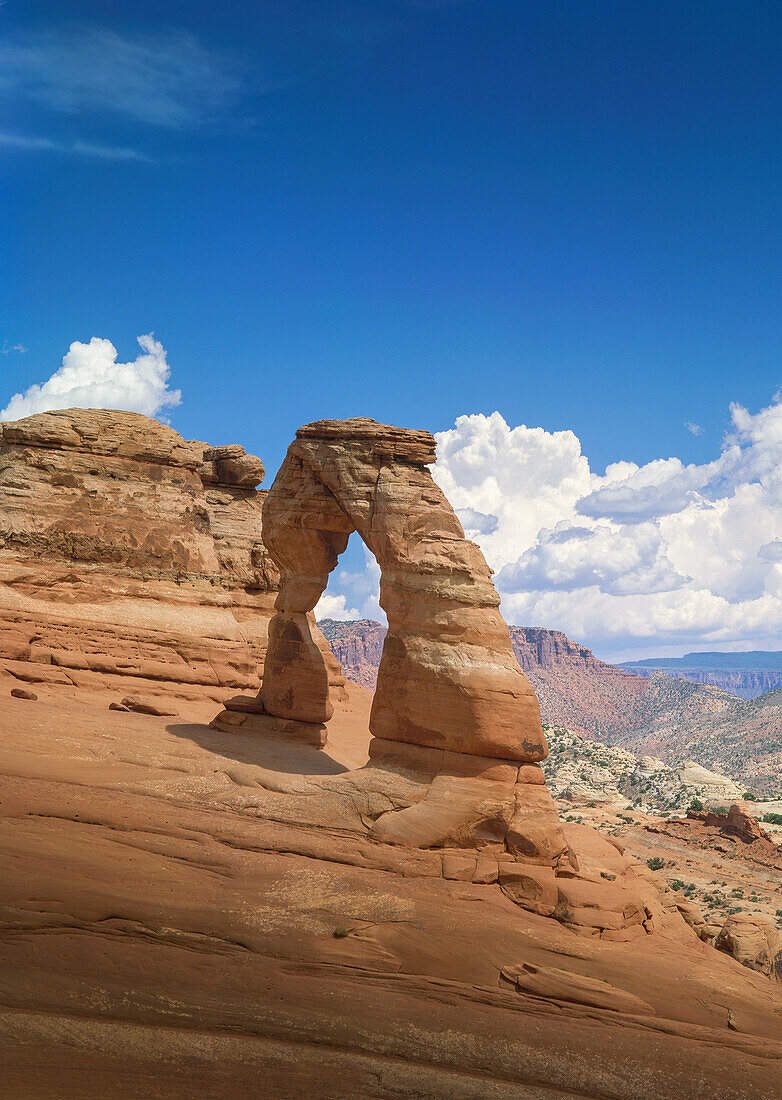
[1,1,781,660]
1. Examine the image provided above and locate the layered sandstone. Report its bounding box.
[230,418,686,939]
[2,412,782,1095]
[261,418,545,761]
[0,408,342,700]
[2,682,782,1097]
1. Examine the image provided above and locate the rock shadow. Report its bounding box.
[165,721,350,777]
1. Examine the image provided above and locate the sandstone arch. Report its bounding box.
[261,418,547,762]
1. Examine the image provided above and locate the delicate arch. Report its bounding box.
[261,419,546,762]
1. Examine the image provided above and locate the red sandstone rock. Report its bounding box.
[0,408,345,704]
[262,418,545,761]
[10,687,37,700]
[223,694,265,713]
[121,695,179,717]
[500,962,655,1014]
[725,803,772,843]
[715,914,782,981]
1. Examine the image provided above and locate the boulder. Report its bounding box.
[10,687,37,701]
[715,914,782,981]
[121,695,178,717]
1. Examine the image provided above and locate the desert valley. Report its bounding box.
[0,408,780,1098]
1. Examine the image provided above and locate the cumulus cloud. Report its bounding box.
[429,402,782,659]
[315,544,385,624]
[433,411,591,569]
[0,334,181,421]
[314,592,362,621]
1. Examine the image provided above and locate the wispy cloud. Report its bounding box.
[1,342,27,355]
[0,26,242,161]
[685,420,704,436]
[0,27,240,127]
[0,130,151,162]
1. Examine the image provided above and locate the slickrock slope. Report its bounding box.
[0,408,343,702]
[2,677,782,1096]
[2,413,782,1097]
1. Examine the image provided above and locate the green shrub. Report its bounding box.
[646,856,665,871]
[762,812,782,826]
[689,797,703,812]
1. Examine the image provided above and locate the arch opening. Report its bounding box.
[260,418,548,763]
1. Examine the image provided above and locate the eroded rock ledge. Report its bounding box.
[0,408,342,695]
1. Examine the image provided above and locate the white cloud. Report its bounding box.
[433,411,591,569]
[316,545,385,624]
[1,342,27,355]
[314,592,362,621]
[0,129,150,162]
[431,403,782,660]
[685,420,703,436]
[298,398,782,660]
[0,28,239,127]
[0,334,181,421]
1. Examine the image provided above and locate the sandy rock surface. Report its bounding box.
[1,678,781,1098]
[1,411,781,1097]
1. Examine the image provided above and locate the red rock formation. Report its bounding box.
[715,915,782,982]
[243,418,675,939]
[261,418,545,762]
[0,408,343,700]
[2,412,782,1093]
[688,803,775,845]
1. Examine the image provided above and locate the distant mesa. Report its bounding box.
[620,651,782,699]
